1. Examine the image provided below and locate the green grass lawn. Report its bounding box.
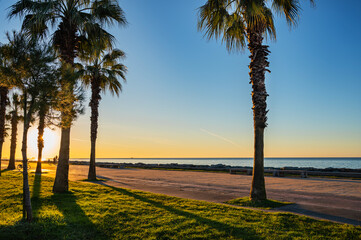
[0,170,360,240]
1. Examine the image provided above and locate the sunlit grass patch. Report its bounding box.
[0,171,360,240]
[226,197,293,209]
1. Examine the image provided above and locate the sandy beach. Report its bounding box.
[2,161,361,225]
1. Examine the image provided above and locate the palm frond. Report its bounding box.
[81,22,115,50]
[272,0,300,26]
[223,12,247,51]
[198,0,281,48]
[103,49,126,67]
[198,0,248,52]
[91,0,127,26]
[198,0,231,41]
[7,0,35,18]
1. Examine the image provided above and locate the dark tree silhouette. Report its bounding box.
[0,86,8,176]
[0,45,14,176]
[7,94,21,170]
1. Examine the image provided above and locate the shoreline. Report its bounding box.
[4,159,361,178]
[87,161,361,178]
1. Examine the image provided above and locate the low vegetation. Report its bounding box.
[1,170,360,240]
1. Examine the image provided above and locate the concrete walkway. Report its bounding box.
[3,161,361,225]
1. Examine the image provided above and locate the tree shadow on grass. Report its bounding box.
[31,173,42,220]
[104,184,262,240]
[27,174,109,240]
[49,191,109,240]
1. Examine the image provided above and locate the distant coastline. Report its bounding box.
[8,157,359,169]
[68,157,361,160]
[67,157,361,170]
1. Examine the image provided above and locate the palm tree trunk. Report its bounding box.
[53,126,70,192]
[88,79,101,180]
[21,91,33,222]
[53,89,72,192]
[7,111,18,170]
[36,109,45,174]
[0,87,8,176]
[53,24,76,192]
[247,29,270,201]
[22,125,33,222]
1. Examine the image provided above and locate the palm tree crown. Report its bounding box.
[198,0,314,52]
[9,0,127,64]
[81,49,126,96]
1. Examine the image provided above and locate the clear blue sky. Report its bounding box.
[1,0,360,158]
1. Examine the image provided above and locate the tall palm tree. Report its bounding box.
[20,90,34,222]
[198,0,314,201]
[36,99,47,173]
[0,42,21,176]
[9,0,127,192]
[80,49,126,180]
[0,86,8,176]
[35,79,59,174]
[7,93,21,170]
[0,46,11,176]
[35,49,58,174]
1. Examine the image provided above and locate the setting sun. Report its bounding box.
[27,128,60,160]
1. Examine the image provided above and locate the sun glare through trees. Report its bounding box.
[27,128,59,161]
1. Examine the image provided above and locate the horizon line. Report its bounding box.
[67,157,361,159]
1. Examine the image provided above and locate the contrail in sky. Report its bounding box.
[200,128,240,148]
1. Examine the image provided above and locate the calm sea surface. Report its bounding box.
[70,158,361,169]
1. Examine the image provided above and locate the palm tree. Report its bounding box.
[7,93,21,170]
[198,0,314,201]
[9,0,127,192]
[35,77,59,174]
[36,100,47,174]
[35,49,58,174]
[0,43,21,176]
[0,86,8,176]
[0,46,10,176]
[20,90,34,222]
[80,49,126,180]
